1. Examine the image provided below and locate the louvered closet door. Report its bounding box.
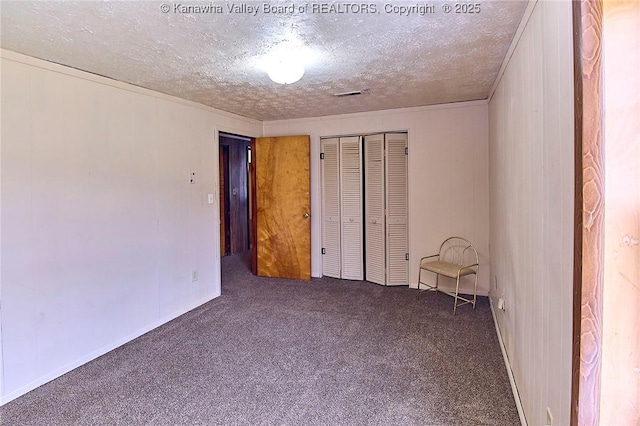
[321,138,341,278]
[340,136,363,280]
[385,133,409,285]
[364,134,386,285]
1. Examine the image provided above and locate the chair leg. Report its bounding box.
[472,273,478,309]
[453,276,461,315]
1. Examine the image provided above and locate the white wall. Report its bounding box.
[263,102,490,294]
[0,50,262,404]
[488,1,574,425]
[601,2,640,423]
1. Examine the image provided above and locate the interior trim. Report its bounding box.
[0,48,263,128]
[489,298,527,426]
[487,0,538,103]
[261,100,488,127]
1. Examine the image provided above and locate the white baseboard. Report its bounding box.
[0,295,216,406]
[489,297,528,426]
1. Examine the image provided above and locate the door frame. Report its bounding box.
[571,0,605,424]
[250,137,257,275]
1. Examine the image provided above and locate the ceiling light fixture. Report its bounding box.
[267,57,305,85]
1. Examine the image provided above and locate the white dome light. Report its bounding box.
[267,58,305,85]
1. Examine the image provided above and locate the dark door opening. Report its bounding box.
[219,144,231,255]
[219,133,252,260]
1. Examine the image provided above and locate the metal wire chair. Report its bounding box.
[417,237,479,315]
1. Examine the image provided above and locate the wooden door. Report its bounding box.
[253,135,311,280]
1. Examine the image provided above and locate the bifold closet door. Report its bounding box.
[321,138,341,278]
[364,134,386,285]
[385,133,408,285]
[321,134,405,284]
[339,136,363,280]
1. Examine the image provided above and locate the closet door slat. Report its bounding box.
[364,134,386,285]
[385,133,409,286]
[321,138,341,278]
[340,136,363,280]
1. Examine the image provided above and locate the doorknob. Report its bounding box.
[302,212,310,219]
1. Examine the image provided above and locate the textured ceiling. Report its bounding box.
[0,1,527,121]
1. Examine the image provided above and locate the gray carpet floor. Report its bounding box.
[1,254,520,425]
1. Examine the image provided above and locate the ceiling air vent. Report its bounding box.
[334,89,370,97]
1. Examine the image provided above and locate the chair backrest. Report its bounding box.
[438,237,479,267]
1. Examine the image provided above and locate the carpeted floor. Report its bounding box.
[1,254,520,425]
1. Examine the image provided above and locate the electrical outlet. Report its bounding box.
[498,298,505,311]
[189,172,196,184]
[208,193,214,204]
[546,407,553,426]
[191,269,198,282]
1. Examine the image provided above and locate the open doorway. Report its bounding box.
[219,132,252,271]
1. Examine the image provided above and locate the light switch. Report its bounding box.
[208,194,214,204]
